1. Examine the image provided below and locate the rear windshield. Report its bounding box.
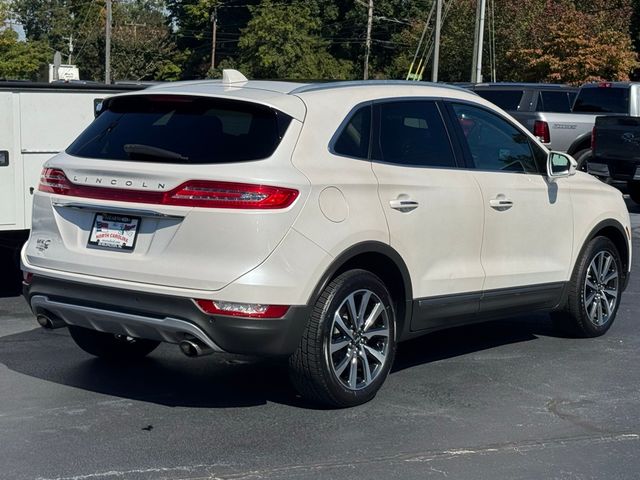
[572,87,629,113]
[474,90,523,110]
[536,91,575,113]
[67,95,292,163]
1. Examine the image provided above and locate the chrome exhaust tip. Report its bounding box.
[179,339,213,357]
[35,311,66,329]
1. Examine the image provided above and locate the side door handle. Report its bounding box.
[489,195,514,210]
[389,198,419,212]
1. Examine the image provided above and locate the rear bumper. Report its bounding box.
[24,276,311,357]
[590,157,640,181]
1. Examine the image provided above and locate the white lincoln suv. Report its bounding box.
[22,71,632,407]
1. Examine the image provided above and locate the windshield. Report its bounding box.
[67,95,292,163]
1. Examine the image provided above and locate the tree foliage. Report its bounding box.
[0,0,49,80]
[3,0,640,84]
[237,0,352,79]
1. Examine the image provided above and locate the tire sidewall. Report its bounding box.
[317,271,396,406]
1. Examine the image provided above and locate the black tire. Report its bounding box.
[289,269,397,408]
[573,148,592,172]
[69,326,160,360]
[552,236,622,338]
[628,181,640,204]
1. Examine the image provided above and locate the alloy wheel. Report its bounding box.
[328,289,390,390]
[583,250,619,327]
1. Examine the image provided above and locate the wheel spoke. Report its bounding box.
[596,300,603,325]
[589,262,599,282]
[357,291,372,328]
[362,302,383,333]
[603,288,617,299]
[589,300,599,322]
[346,294,359,330]
[363,344,386,365]
[603,271,618,284]
[360,347,372,384]
[585,292,596,309]
[331,338,350,354]
[585,279,598,290]
[334,312,354,340]
[597,252,605,280]
[348,356,358,388]
[602,297,612,317]
[601,255,612,281]
[363,327,389,340]
[334,353,350,376]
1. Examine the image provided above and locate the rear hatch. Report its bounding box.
[25,92,309,291]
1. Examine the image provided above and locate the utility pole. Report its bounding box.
[470,0,486,83]
[211,6,218,72]
[431,0,443,82]
[63,35,74,64]
[363,0,373,80]
[105,0,112,84]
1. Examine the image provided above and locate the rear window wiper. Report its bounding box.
[123,144,189,161]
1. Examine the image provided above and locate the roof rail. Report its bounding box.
[290,80,472,95]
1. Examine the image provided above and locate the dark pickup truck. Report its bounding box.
[590,115,640,203]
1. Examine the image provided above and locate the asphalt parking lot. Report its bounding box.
[1,202,639,480]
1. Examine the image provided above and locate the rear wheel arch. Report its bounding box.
[307,242,413,341]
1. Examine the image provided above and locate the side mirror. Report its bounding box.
[547,151,577,178]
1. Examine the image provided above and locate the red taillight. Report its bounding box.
[164,181,298,209]
[591,126,596,152]
[22,272,33,285]
[37,168,298,209]
[598,82,612,88]
[533,120,550,144]
[194,299,289,319]
[39,168,72,194]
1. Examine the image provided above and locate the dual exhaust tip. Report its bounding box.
[36,310,212,358]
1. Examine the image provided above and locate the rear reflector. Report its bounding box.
[533,120,550,144]
[38,168,298,209]
[194,299,289,319]
[591,126,596,151]
[22,272,33,285]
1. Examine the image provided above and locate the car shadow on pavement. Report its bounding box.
[0,247,22,299]
[0,312,563,410]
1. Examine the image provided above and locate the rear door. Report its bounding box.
[370,99,485,330]
[445,101,573,313]
[0,92,18,229]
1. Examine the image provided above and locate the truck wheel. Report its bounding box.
[552,236,622,337]
[69,326,160,360]
[628,181,640,204]
[573,149,591,172]
[289,270,396,407]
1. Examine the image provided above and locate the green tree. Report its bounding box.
[238,0,352,80]
[0,1,49,80]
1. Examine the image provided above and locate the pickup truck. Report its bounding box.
[472,82,640,169]
[589,115,640,203]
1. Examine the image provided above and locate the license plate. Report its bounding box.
[88,213,140,251]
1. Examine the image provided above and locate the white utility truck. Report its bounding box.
[0,82,147,283]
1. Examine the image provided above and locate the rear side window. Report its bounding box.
[373,100,456,168]
[536,91,575,113]
[67,95,292,163]
[573,87,629,113]
[333,105,371,159]
[474,90,523,110]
